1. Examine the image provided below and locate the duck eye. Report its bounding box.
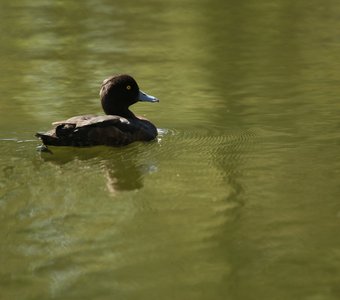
[126,85,131,90]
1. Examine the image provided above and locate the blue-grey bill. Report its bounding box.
[138,90,159,102]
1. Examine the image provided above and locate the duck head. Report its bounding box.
[100,74,158,118]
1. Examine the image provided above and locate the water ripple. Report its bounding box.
[154,126,258,162]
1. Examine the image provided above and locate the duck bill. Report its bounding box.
[138,90,159,102]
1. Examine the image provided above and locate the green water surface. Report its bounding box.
[1,0,340,299]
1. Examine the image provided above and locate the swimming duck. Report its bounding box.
[36,74,159,147]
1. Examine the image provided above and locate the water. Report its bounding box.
[1,0,340,299]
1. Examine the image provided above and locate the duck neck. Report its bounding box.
[105,106,137,119]
[119,108,137,119]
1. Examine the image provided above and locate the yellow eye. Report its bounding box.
[126,85,131,90]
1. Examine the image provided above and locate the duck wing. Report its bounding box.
[52,114,127,127]
[36,115,134,146]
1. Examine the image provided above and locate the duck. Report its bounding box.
[35,74,159,147]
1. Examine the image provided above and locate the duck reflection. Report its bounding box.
[37,143,157,193]
[103,155,144,193]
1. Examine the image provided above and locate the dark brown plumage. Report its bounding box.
[36,74,159,147]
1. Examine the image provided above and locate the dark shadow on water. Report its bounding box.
[36,142,158,193]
